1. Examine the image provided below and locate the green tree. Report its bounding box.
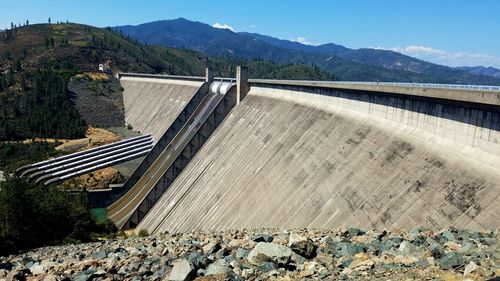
[14,59,22,72]
[48,17,51,24]
[0,73,4,92]
[0,69,86,141]
[7,67,14,87]
[0,176,115,255]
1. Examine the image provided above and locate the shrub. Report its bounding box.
[138,229,149,237]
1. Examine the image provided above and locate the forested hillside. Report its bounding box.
[0,23,333,141]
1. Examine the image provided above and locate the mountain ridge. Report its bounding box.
[456,66,500,78]
[114,18,500,85]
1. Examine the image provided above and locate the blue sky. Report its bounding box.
[2,0,500,67]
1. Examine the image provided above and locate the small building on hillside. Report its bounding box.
[98,60,112,74]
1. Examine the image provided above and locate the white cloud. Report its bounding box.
[212,22,235,32]
[373,45,500,68]
[291,37,318,46]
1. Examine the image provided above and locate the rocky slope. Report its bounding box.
[68,73,125,129]
[0,228,497,280]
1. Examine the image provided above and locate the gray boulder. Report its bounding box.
[247,242,292,265]
[439,252,464,269]
[205,261,232,276]
[288,233,316,258]
[252,233,274,243]
[169,259,195,281]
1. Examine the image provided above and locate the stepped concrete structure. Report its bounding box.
[116,72,500,233]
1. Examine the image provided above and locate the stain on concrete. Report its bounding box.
[292,169,308,187]
[443,179,485,218]
[380,211,392,225]
[343,190,364,212]
[412,180,427,193]
[322,160,336,174]
[263,133,272,144]
[424,158,445,170]
[384,140,414,164]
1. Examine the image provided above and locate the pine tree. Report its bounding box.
[48,17,51,24]
[7,67,14,87]
[0,73,4,92]
[14,59,22,72]
[26,20,29,26]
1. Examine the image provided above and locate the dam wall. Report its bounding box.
[137,81,500,233]
[246,81,500,161]
[121,76,204,142]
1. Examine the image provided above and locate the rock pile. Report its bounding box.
[68,76,125,129]
[0,227,498,280]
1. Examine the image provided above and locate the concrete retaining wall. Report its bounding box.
[138,83,500,233]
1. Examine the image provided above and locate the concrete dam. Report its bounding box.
[113,70,500,234]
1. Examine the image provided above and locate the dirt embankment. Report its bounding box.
[55,127,121,152]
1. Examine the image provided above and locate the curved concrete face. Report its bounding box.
[121,77,204,143]
[138,87,500,234]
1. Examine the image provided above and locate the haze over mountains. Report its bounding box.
[115,18,500,85]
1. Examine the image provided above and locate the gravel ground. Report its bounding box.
[0,227,498,280]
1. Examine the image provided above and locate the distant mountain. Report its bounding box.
[240,32,500,84]
[238,32,351,56]
[456,66,500,78]
[115,18,500,85]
